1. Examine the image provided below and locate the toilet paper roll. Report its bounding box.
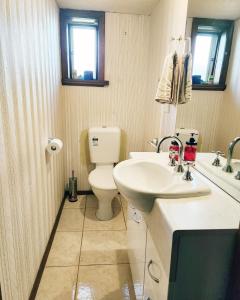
[46,138,63,155]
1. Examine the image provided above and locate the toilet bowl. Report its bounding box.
[88,165,118,220]
[88,127,121,221]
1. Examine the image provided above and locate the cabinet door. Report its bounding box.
[127,205,147,299]
[144,230,169,300]
[168,230,237,300]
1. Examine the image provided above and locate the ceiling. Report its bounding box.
[188,0,240,20]
[56,0,160,15]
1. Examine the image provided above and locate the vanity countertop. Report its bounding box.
[129,152,240,276]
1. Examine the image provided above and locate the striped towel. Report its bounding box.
[178,53,192,104]
[155,52,192,105]
[155,52,179,104]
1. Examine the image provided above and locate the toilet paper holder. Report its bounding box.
[47,137,63,155]
[48,138,57,151]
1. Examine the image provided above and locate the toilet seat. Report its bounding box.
[89,165,117,190]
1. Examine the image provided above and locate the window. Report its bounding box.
[191,18,234,91]
[60,9,109,87]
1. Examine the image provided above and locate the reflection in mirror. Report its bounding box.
[191,18,234,90]
[176,0,240,160]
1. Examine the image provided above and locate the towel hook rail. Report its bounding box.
[171,35,184,42]
[171,36,192,54]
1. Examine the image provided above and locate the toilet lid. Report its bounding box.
[89,167,117,190]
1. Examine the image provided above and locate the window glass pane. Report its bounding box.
[192,34,212,82]
[71,17,98,25]
[70,26,97,80]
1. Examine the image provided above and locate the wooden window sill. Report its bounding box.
[192,84,226,91]
[62,79,109,87]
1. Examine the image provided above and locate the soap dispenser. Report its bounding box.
[184,137,197,161]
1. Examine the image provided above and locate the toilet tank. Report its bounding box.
[88,127,121,164]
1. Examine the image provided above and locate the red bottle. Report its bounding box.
[169,141,179,161]
[184,138,197,161]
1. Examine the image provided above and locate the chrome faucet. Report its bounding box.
[156,136,184,173]
[222,137,240,173]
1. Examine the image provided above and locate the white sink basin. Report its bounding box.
[113,159,211,212]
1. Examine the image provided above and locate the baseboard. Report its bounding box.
[77,190,93,195]
[29,192,67,300]
[77,191,119,196]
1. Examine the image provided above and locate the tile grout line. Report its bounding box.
[54,195,87,299]
[74,196,87,300]
[78,262,131,267]
[120,196,128,229]
[46,262,131,268]
[56,229,127,232]
[74,195,127,299]
[46,265,80,268]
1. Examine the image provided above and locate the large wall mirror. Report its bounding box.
[176,0,240,158]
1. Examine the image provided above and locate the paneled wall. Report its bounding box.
[143,0,189,150]
[0,0,64,299]
[176,91,224,151]
[63,2,189,190]
[215,19,240,156]
[63,13,150,189]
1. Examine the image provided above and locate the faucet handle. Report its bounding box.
[183,162,194,181]
[169,150,177,166]
[235,171,240,180]
[184,161,195,167]
[211,150,224,156]
[211,151,224,167]
[148,138,159,150]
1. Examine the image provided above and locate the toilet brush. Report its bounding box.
[69,170,78,202]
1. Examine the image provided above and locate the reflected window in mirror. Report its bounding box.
[191,18,234,91]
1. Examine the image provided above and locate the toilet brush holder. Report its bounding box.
[69,170,78,202]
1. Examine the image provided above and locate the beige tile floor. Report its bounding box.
[36,194,136,300]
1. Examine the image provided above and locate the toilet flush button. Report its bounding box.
[92,137,99,146]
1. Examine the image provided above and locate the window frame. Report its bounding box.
[60,9,109,87]
[191,18,234,91]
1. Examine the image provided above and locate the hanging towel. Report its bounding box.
[155,52,179,104]
[178,53,192,104]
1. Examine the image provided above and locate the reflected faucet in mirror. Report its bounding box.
[211,150,225,167]
[223,137,240,174]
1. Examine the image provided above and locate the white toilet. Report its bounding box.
[88,127,121,221]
